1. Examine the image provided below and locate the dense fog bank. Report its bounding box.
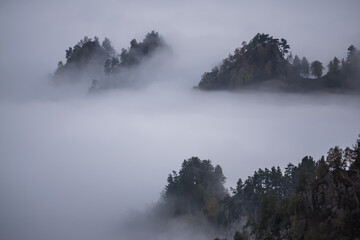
[1,0,360,239]
[1,86,359,239]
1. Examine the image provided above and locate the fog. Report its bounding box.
[1,88,359,239]
[1,1,360,240]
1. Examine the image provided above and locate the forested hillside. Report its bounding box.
[198,33,360,92]
[158,135,360,240]
[54,36,110,82]
[53,31,166,90]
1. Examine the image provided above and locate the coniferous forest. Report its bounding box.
[198,33,360,92]
[53,31,166,90]
[53,32,360,94]
[157,135,360,240]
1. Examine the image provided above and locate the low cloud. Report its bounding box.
[1,0,360,239]
[1,87,359,239]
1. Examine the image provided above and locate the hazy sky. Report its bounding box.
[0,1,360,240]
[1,0,360,95]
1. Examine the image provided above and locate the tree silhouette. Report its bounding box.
[311,60,324,78]
[301,57,309,77]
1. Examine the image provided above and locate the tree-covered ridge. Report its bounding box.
[227,150,360,240]
[54,36,110,82]
[53,31,166,89]
[163,157,226,222]
[104,31,164,75]
[290,45,360,91]
[160,135,360,240]
[90,31,165,90]
[198,33,290,90]
[228,137,360,239]
[198,33,360,92]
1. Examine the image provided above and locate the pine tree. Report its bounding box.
[350,135,360,170]
[293,55,301,74]
[300,57,309,77]
[311,60,324,78]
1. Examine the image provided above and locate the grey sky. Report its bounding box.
[1,0,359,83]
